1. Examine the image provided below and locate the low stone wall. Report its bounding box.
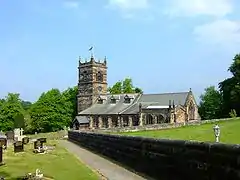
[93,117,240,133]
[68,131,240,180]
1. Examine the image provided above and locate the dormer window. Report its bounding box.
[97,99,103,104]
[124,95,132,103]
[110,95,117,104]
[97,95,107,104]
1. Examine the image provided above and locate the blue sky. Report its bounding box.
[1,0,240,102]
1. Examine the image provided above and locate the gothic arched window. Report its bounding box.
[96,71,103,82]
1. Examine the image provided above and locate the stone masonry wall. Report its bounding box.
[68,131,240,180]
[95,117,240,133]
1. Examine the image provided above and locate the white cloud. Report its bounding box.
[166,0,233,17]
[63,1,79,9]
[107,0,149,10]
[193,19,240,46]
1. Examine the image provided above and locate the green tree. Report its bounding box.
[0,93,25,131]
[61,86,78,124]
[14,113,25,128]
[134,87,143,94]
[21,101,32,111]
[29,88,75,133]
[122,78,135,93]
[108,78,143,94]
[219,54,240,117]
[198,86,222,120]
[108,81,122,94]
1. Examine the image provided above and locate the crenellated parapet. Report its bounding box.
[78,56,107,68]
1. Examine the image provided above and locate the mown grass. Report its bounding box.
[29,130,67,140]
[0,140,98,180]
[120,118,240,144]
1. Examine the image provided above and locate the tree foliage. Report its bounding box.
[108,78,143,94]
[0,86,78,133]
[219,54,240,117]
[198,86,222,120]
[0,93,25,131]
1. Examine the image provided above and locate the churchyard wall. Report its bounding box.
[68,130,240,180]
[93,117,240,133]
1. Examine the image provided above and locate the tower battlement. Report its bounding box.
[79,56,107,67]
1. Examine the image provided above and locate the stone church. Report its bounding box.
[73,55,200,130]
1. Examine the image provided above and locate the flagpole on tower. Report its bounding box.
[89,46,93,57]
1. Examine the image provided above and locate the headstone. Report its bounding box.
[14,141,24,153]
[22,137,29,144]
[0,137,7,150]
[37,138,47,143]
[20,128,24,136]
[0,147,2,165]
[14,128,21,141]
[34,140,43,150]
[5,131,14,140]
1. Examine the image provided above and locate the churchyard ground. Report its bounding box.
[119,118,240,144]
[0,139,98,180]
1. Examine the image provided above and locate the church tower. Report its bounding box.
[77,54,107,113]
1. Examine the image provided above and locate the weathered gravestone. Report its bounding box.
[14,128,20,141]
[0,138,7,150]
[22,137,29,144]
[0,147,2,165]
[37,138,47,143]
[5,131,14,140]
[14,141,24,153]
[34,140,43,150]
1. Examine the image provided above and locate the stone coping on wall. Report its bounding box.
[68,130,240,180]
[91,117,240,133]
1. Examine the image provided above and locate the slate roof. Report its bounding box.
[78,93,140,115]
[73,116,89,124]
[139,92,189,106]
[121,92,189,115]
[78,92,190,116]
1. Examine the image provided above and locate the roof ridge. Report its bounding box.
[143,92,189,96]
[118,93,142,114]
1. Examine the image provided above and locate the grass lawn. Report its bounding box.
[120,119,240,144]
[0,140,98,180]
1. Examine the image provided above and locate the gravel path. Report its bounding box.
[60,140,146,180]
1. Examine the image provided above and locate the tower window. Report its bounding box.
[97,71,103,82]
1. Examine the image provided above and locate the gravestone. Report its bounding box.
[5,131,14,140]
[14,141,24,153]
[0,137,7,150]
[22,137,29,144]
[38,138,47,143]
[0,146,4,166]
[34,140,43,150]
[14,128,20,141]
[0,147,2,164]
